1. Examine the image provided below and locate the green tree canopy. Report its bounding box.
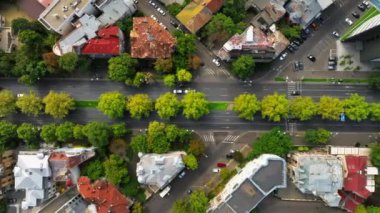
[55,121,74,142]
[16,91,43,117]
[18,30,42,46]
[81,159,105,181]
[130,134,149,153]
[132,201,144,213]
[176,69,192,82]
[111,123,128,139]
[0,121,17,151]
[147,121,170,153]
[187,139,205,157]
[103,154,129,186]
[183,154,198,170]
[43,91,75,119]
[204,13,240,44]
[304,128,331,145]
[289,96,317,121]
[131,72,146,88]
[370,143,380,167]
[163,74,176,87]
[126,94,153,119]
[174,31,196,57]
[17,123,39,145]
[280,25,301,40]
[248,127,293,159]
[40,124,57,143]
[18,61,47,86]
[58,53,78,73]
[108,53,138,81]
[369,72,380,90]
[188,190,209,213]
[233,94,261,120]
[231,55,255,79]
[172,199,189,213]
[261,92,288,122]
[181,91,210,120]
[154,58,173,73]
[167,3,183,16]
[155,92,181,120]
[97,91,126,118]
[222,0,246,22]
[11,18,31,34]
[0,89,16,117]
[318,96,344,120]
[369,103,380,121]
[83,122,111,148]
[73,124,85,140]
[343,93,369,121]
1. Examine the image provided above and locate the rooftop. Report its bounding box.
[81,26,122,55]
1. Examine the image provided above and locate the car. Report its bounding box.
[345,18,353,26]
[173,89,183,94]
[287,46,294,53]
[279,52,288,60]
[212,168,221,173]
[298,61,304,70]
[148,0,152,4]
[17,93,24,98]
[296,37,304,43]
[328,60,336,66]
[332,31,340,38]
[363,0,369,7]
[187,189,192,194]
[178,171,186,178]
[358,3,366,11]
[300,33,308,40]
[133,0,138,3]
[212,58,220,66]
[7,198,17,204]
[217,163,227,168]
[307,55,316,62]
[292,40,301,46]
[328,65,335,70]
[291,91,300,96]
[329,56,337,62]
[352,11,360,19]
[294,61,299,71]
[290,43,298,49]
[226,153,233,159]
[159,186,171,198]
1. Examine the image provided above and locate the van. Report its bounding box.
[159,186,171,198]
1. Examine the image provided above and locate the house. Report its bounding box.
[246,0,287,29]
[130,17,176,59]
[288,152,344,207]
[38,0,136,56]
[285,0,335,29]
[0,150,15,200]
[158,0,184,6]
[136,151,186,192]
[176,0,224,33]
[0,15,16,53]
[207,154,287,213]
[77,176,132,213]
[13,151,56,210]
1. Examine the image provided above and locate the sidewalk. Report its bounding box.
[292,131,379,146]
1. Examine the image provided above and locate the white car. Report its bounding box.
[345,18,353,26]
[279,52,288,61]
[212,58,220,66]
[332,31,340,38]
[178,171,186,178]
[173,89,183,94]
[17,93,24,98]
[363,0,369,7]
[184,89,189,94]
[212,168,221,173]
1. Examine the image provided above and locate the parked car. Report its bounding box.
[362,0,370,7]
[298,61,304,70]
[187,189,192,194]
[307,55,316,62]
[159,186,171,198]
[173,89,183,94]
[294,61,300,71]
[226,153,233,159]
[328,65,335,70]
[133,0,138,4]
[332,31,340,38]
[345,18,353,26]
[279,52,288,61]
[217,163,227,168]
[329,56,337,62]
[292,40,301,46]
[7,198,17,204]
[291,91,300,96]
[290,43,299,49]
[212,168,221,173]
[352,11,360,19]
[287,46,294,53]
[358,3,366,11]
[212,58,220,66]
[178,171,186,178]
[328,60,336,66]
[17,93,24,98]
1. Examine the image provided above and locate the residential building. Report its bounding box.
[0,15,16,53]
[37,0,53,8]
[130,17,176,59]
[0,150,15,200]
[285,0,335,29]
[159,0,184,6]
[38,0,136,56]
[176,0,223,33]
[217,25,289,62]
[13,151,56,210]
[207,154,287,213]
[288,152,344,207]
[246,0,287,29]
[136,151,186,192]
[77,176,132,213]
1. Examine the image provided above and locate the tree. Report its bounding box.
[188,190,208,213]
[73,124,85,140]
[163,74,176,87]
[289,96,317,121]
[174,31,196,57]
[132,72,146,88]
[42,52,59,73]
[176,128,192,143]
[368,72,380,90]
[204,13,240,44]
[17,123,39,145]
[18,30,42,46]
[97,91,126,118]
[304,128,331,145]
[55,121,74,142]
[167,3,183,16]
[369,103,380,121]
[318,96,344,120]
[231,55,255,79]
[147,121,170,153]
[176,69,192,82]
[0,51,15,77]
[0,121,17,151]
[154,58,173,73]
[18,61,47,86]
[187,139,205,156]
[280,25,301,40]
[183,154,198,170]
[343,93,369,121]
[155,92,181,120]
[103,154,129,186]
[11,18,31,34]
[172,199,189,213]
[83,122,111,148]
[81,159,104,181]
[261,93,288,122]
[58,53,78,72]
[108,53,138,81]
[164,124,179,143]
[111,123,128,139]
[181,91,210,120]
[130,134,149,153]
[126,94,153,119]
[222,0,246,22]
[248,127,293,159]
[16,91,43,117]
[233,94,260,120]
[0,89,16,117]
[40,124,57,143]
[370,143,380,167]
[43,91,75,119]
[132,201,144,213]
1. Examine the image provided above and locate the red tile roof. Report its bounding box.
[205,0,224,13]
[77,176,130,213]
[343,156,371,199]
[130,17,176,59]
[49,152,82,169]
[81,26,122,55]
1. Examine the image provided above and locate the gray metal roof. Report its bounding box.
[251,160,285,193]
[226,179,265,212]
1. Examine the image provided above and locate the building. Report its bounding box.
[207,154,287,213]
[246,0,287,29]
[217,25,289,62]
[158,0,184,6]
[38,0,136,56]
[285,0,335,29]
[79,26,125,57]
[77,176,132,213]
[37,0,53,8]
[130,17,176,59]
[288,152,344,207]
[0,150,15,200]
[136,151,186,192]
[13,151,56,210]
[0,15,16,53]
[176,0,223,33]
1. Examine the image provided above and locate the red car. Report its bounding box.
[217,163,226,168]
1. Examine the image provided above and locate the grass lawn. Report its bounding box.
[75,100,98,108]
[341,7,380,41]
[209,102,229,110]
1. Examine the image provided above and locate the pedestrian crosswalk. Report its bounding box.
[202,134,215,143]
[222,135,240,143]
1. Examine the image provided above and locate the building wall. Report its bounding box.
[0,150,15,199]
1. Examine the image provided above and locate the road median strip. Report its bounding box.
[274,77,367,84]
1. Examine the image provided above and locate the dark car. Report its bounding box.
[293,40,301,46]
[226,153,233,159]
[352,11,360,19]
[298,62,304,70]
[307,55,316,62]
[291,91,300,96]
[294,61,299,71]
[358,3,366,11]
[287,46,294,53]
